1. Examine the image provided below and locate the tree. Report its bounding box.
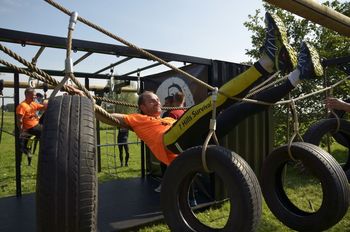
[244,1,350,145]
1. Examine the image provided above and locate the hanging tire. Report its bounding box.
[261,142,349,232]
[303,118,350,180]
[161,145,262,232]
[36,95,97,232]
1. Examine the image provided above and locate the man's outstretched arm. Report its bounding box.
[95,110,130,129]
[64,85,132,129]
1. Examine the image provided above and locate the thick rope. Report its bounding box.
[47,0,313,105]
[0,56,183,112]
[201,88,220,173]
[94,96,138,108]
[276,75,350,105]
[245,71,284,98]
[50,12,76,99]
[287,100,303,162]
[0,58,119,126]
[327,88,341,134]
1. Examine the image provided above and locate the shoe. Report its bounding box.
[125,163,128,167]
[297,41,324,79]
[154,184,161,193]
[262,12,297,73]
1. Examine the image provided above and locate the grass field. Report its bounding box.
[1,111,350,231]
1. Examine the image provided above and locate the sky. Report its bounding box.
[0,0,346,103]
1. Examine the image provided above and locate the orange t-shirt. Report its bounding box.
[124,113,178,165]
[16,101,44,129]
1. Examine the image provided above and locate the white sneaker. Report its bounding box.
[154,184,161,193]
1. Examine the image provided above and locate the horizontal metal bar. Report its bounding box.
[0,28,212,65]
[97,141,140,147]
[0,65,140,80]
[93,57,132,75]
[323,55,350,67]
[73,51,93,66]
[121,62,162,76]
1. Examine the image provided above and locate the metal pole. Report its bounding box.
[95,91,102,173]
[14,72,22,197]
[0,96,4,142]
[141,141,145,178]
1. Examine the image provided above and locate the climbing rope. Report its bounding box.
[327,88,341,134]
[201,87,220,172]
[245,71,284,98]
[287,100,303,161]
[50,11,79,100]
[43,0,279,105]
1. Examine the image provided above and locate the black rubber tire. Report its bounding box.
[161,145,262,232]
[261,142,350,232]
[36,95,97,232]
[303,118,350,180]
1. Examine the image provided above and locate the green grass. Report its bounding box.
[1,111,350,231]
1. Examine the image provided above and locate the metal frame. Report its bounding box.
[0,27,214,197]
[1,27,349,197]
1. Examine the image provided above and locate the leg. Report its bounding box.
[27,124,42,139]
[216,80,294,138]
[164,12,296,153]
[118,145,123,166]
[160,162,167,176]
[124,144,129,166]
[216,41,323,139]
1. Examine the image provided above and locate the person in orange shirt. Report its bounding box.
[68,13,323,167]
[88,13,323,167]
[16,87,47,153]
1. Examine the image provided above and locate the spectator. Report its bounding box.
[16,87,47,154]
[118,127,130,167]
[35,92,45,117]
[168,91,185,119]
[162,95,173,118]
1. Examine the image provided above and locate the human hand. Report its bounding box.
[325,97,348,111]
[65,85,85,96]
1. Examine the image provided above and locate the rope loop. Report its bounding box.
[201,87,220,173]
[287,100,303,161]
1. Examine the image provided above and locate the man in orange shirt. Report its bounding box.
[16,87,47,153]
[93,13,323,167]
[90,13,323,166]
